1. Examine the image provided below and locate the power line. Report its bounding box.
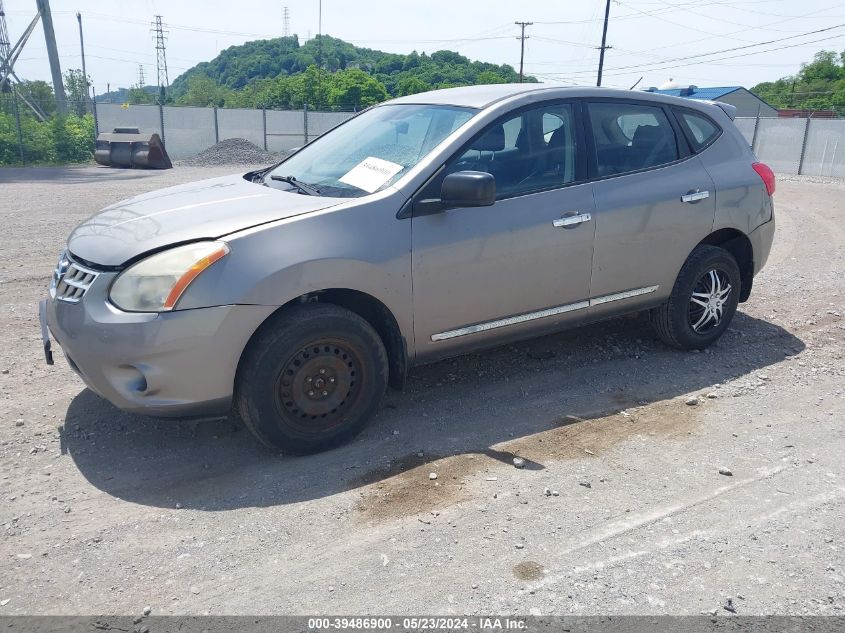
[531,35,598,48]
[539,31,845,82]
[546,22,845,77]
[623,0,845,56]
[514,21,532,83]
[531,0,775,25]
[614,0,755,43]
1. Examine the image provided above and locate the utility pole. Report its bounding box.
[152,15,169,103]
[316,0,322,109]
[35,0,66,113]
[515,21,532,83]
[282,5,290,37]
[76,12,90,111]
[596,0,612,87]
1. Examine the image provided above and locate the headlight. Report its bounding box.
[109,241,229,312]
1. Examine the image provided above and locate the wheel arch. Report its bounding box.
[237,288,408,391]
[697,228,754,302]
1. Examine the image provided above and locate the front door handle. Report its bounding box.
[681,190,710,203]
[553,212,592,228]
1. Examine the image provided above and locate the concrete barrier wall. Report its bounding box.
[735,116,845,176]
[94,104,356,161]
[95,105,844,176]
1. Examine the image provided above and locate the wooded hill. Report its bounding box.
[166,34,534,110]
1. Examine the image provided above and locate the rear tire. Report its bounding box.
[236,303,388,454]
[651,245,741,350]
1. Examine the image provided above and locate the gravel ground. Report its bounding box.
[176,138,282,166]
[0,165,843,616]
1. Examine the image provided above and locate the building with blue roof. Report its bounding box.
[645,85,778,118]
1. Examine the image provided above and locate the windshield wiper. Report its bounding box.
[270,174,322,196]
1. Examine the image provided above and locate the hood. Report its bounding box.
[67,173,342,266]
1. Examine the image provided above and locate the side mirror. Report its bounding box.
[441,171,496,208]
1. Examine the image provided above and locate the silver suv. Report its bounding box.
[42,84,776,453]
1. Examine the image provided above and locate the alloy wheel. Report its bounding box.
[688,268,732,333]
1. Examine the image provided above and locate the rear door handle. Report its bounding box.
[681,190,710,203]
[553,212,592,228]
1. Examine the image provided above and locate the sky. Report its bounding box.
[4,0,845,95]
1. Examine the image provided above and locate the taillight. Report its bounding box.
[752,162,776,196]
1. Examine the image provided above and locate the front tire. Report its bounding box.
[651,245,741,350]
[236,303,388,453]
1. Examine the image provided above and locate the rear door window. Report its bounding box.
[676,110,721,152]
[587,102,679,177]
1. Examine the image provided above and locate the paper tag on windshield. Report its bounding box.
[339,157,404,193]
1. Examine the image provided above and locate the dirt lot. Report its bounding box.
[0,166,842,616]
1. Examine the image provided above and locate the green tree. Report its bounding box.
[476,70,508,85]
[63,68,90,116]
[752,49,845,113]
[176,74,233,107]
[328,68,389,109]
[396,76,428,96]
[20,80,56,116]
[127,87,155,105]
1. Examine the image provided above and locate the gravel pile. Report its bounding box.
[178,138,281,166]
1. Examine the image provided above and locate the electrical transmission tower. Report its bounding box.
[282,6,290,37]
[0,1,11,74]
[0,0,48,119]
[152,15,169,103]
[137,64,145,88]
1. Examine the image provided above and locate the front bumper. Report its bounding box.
[45,272,276,418]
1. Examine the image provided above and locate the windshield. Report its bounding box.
[266,104,477,198]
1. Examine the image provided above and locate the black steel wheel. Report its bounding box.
[236,304,388,453]
[274,339,363,432]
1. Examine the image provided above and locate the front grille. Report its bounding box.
[51,253,99,303]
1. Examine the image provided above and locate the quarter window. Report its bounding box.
[677,110,720,151]
[587,102,679,176]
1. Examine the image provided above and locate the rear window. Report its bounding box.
[676,110,721,151]
[587,102,679,177]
